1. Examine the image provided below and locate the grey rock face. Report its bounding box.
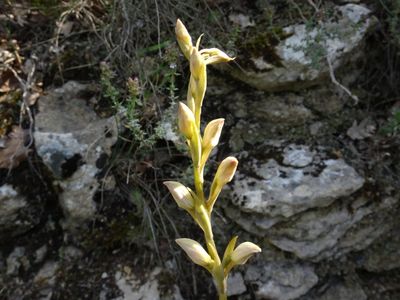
[314,280,367,300]
[33,260,60,300]
[245,262,318,300]
[6,247,26,275]
[114,267,183,300]
[225,144,400,261]
[231,154,364,219]
[34,81,117,226]
[268,197,396,261]
[358,226,400,272]
[282,145,315,167]
[228,93,313,150]
[34,260,59,286]
[225,4,375,91]
[227,272,247,296]
[0,184,38,238]
[223,145,400,263]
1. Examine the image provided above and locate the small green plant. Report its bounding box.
[100,62,164,150]
[164,20,261,299]
[382,110,400,136]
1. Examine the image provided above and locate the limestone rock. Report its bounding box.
[231,152,364,219]
[314,280,366,300]
[33,260,60,300]
[282,145,315,167]
[268,196,398,261]
[227,272,247,296]
[34,260,59,286]
[225,4,375,91]
[245,262,318,300]
[34,81,118,226]
[228,93,313,150]
[114,267,183,300]
[358,226,400,272]
[6,247,26,275]
[224,144,400,261]
[0,184,38,239]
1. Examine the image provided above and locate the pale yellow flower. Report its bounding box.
[230,242,261,265]
[178,102,196,140]
[175,19,193,60]
[176,238,214,268]
[164,181,194,211]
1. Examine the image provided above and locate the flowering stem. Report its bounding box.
[172,19,260,300]
[193,148,227,299]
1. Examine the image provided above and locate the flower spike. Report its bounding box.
[167,19,261,299]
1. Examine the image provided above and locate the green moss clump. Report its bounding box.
[236,26,292,69]
[238,27,291,67]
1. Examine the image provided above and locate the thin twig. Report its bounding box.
[307,0,320,13]
[288,0,309,23]
[154,0,162,58]
[327,55,359,104]
[6,62,35,147]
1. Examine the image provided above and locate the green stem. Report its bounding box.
[194,166,205,203]
[219,293,227,300]
[215,264,227,300]
[190,81,226,299]
[198,191,227,299]
[218,286,227,300]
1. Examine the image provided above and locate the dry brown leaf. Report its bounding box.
[0,126,30,169]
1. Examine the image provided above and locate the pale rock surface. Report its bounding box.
[227,272,247,296]
[269,196,398,261]
[224,4,375,91]
[6,247,26,275]
[223,145,400,262]
[245,262,318,300]
[0,184,31,238]
[226,142,400,261]
[34,81,118,226]
[282,145,315,167]
[231,156,364,218]
[228,93,313,150]
[314,280,367,300]
[114,267,183,300]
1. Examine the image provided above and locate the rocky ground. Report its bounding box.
[1,1,400,299]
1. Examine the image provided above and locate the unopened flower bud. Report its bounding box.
[164,181,194,211]
[200,48,234,65]
[201,119,224,168]
[178,102,195,139]
[175,19,193,60]
[176,238,214,268]
[214,156,238,186]
[230,242,261,265]
[207,157,238,212]
[190,48,206,81]
[203,119,224,150]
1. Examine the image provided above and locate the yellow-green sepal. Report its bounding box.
[222,235,238,275]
